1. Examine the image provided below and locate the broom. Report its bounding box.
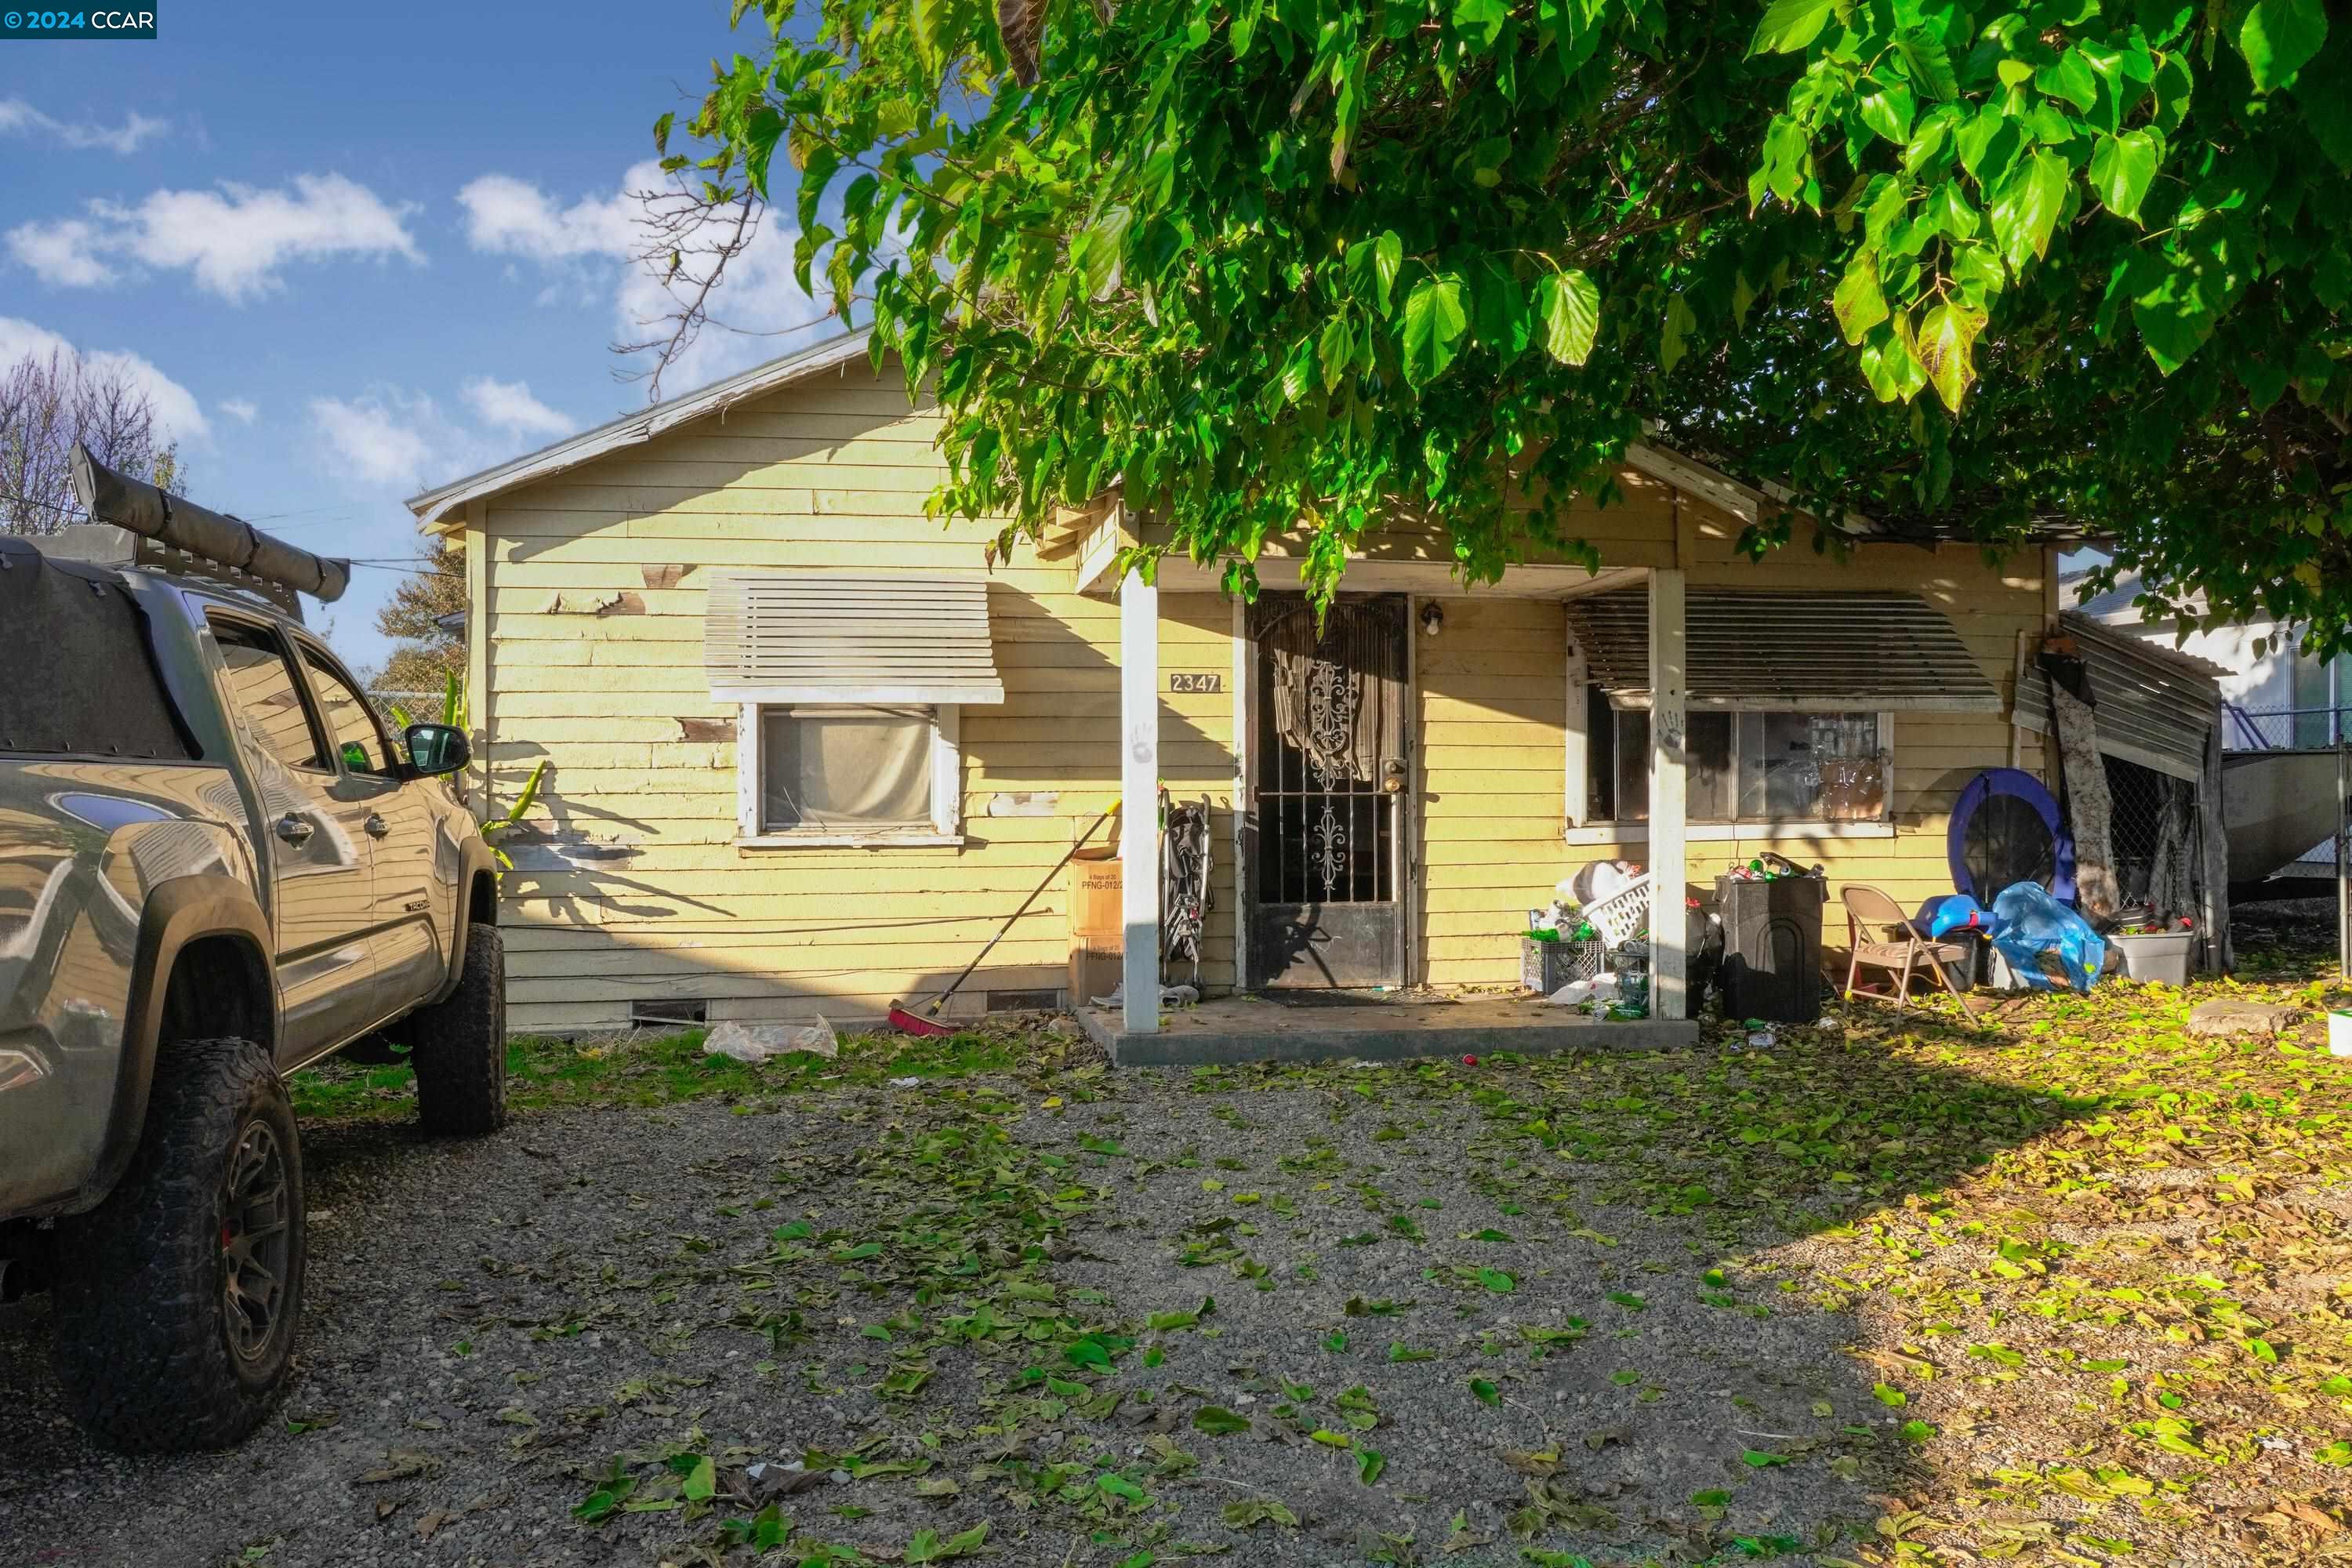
[887,809,1115,1035]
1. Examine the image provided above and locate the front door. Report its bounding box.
[1247,594,1410,988]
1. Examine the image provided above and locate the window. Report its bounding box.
[212,619,324,771]
[741,704,961,844]
[303,651,387,775]
[1591,706,1889,827]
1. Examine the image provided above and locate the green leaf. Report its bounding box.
[1989,150,2069,271]
[1858,82,1915,146]
[1740,1449,1790,1468]
[1749,0,1835,56]
[1872,1381,1907,1407]
[2317,1439,2352,1466]
[2035,49,2100,112]
[1453,0,1508,46]
[1535,269,1601,365]
[1468,1377,1501,1406]
[2089,130,2160,221]
[1309,1428,1353,1448]
[1476,1267,1517,1293]
[1357,1447,1386,1484]
[1400,274,1468,387]
[1192,1406,1253,1435]
[1221,1499,1300,1529]
[1319,316,1355,393]
[1098,1472,1148,1502]
[2240,0,2328,92]
[1917,300,1987,411]
[1832,250,1889,344]
[1373,231,1403,314]
[1323,1330,1348,1352]
[907,1522,989,1563]
[1691,1488,1732,1507]
[1388,1342,1436,1363]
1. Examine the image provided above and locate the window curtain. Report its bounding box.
[761,707,932,830]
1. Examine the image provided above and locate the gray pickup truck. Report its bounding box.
[1,453,505,1452]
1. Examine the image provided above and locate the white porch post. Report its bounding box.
[1647,568,1689,1020]
[1120,565,1161,1034]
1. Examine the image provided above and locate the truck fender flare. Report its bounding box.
[83,877,277,1208]
[426,833,501,1008]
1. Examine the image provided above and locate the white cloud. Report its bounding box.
[460,376,572,439]
[310,394,439,488]
[0,97,169,154]
[457,173,635,259]
[220,397,259,425]
[459,162,840,394]
[7,174,422,301]
[0,318,209,444]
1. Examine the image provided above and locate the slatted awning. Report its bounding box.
[705,572,1004,705]
[2013,612,2223,781]
[1563,587,2003,713]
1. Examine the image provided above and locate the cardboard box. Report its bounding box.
[1069,939,1123,1008]
[1070,850,1123,942]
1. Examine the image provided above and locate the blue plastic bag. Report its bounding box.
[1986,880,2105,994]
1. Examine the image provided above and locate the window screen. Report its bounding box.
[212,620,325,771]
[303,651,387,775]
[759,706,934,832]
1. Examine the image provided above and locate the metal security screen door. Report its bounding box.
[1247,594,1410,987]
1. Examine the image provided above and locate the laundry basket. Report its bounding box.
[1581,873,1653,946]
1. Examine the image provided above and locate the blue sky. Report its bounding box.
[4,2,839,677]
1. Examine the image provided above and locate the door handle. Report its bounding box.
[364,813,389,837]
[274,814,314,848]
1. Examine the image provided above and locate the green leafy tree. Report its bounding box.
[371,545,467,697]
[659,0,2350,648]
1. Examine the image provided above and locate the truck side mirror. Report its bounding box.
[405,724,470,777]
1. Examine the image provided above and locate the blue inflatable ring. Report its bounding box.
[1947,768,2075,906]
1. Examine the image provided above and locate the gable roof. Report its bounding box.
[405,328,876,532]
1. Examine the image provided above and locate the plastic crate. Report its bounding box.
[2109,930,2193,985]
[1522,937,1609,993]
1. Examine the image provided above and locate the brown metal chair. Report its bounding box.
[1840,884,1978,1018]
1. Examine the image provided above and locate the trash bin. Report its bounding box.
[1715,872,1824,1022]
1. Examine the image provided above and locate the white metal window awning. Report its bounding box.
[2013,612,2223,781]
[705,572,1005,706]
[1564,587,2003,713]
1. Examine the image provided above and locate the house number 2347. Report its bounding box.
[1169,673,1223,694]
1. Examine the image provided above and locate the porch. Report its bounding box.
[1078,992,1702,1067]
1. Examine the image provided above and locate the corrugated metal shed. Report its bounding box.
[2013,612,2224,781]
[1563,588,2004,712]
[705,572,1005,706]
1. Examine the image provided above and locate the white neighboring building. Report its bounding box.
[2067,564,2347,878]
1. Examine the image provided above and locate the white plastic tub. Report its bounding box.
[2109,930,2194,985]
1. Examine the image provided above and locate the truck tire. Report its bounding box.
[406,924,507,1137]
[52,1036,304,1452]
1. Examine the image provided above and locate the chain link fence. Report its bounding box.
[2227,704,2350,750]
[2102,753,2202,920]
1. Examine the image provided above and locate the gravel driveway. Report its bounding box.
[0,1031,2131,1566]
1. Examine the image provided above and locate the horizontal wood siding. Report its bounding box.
[476,361,2045,1027]
[481,363,1240,1031]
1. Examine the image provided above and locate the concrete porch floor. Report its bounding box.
[1079,993,1704,1068]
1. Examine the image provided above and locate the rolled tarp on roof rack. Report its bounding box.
[71,441,351,604]
[1563,587,2003,713]
[705,571,1005,706]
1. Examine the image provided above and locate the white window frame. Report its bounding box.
[1562,666,1896,843]
[735,702,964,848]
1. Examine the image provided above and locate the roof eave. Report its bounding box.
[405,327,877,530]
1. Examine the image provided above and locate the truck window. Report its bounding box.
[302,652,387,775]
[211,620,325,771]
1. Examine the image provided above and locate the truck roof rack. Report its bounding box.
[51,442,353,619]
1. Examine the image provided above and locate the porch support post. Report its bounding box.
[1647,567,1689,1020]
[1121,564,1161,1034]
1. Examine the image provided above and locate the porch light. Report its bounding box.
[1419,601,1444,637]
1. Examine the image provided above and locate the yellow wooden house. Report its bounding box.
[409,329,2094,1045]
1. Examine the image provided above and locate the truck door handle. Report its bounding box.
[364,814,389,837]
[274,814,314,848]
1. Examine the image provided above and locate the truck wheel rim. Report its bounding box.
[221,1121,292,1363]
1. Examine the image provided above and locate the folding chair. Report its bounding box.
[1840,884,1978,1019]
